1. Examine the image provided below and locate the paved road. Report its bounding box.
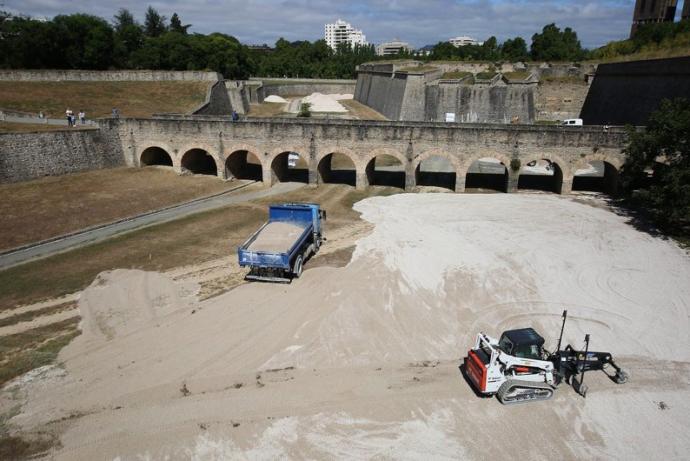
[0,181,304,270]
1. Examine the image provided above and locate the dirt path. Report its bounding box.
[2,193,689,459]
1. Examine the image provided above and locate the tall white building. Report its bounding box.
[449,36,482,47]
[325,19,367,50]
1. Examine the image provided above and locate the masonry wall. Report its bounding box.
[0,70,220,82]
[535,80,590,122]
[193,81,234,116]
[0,125,124,183]
[425,83,536,123]
[256,82,356,101]
[580,56,690,125]
[354,72,409,120]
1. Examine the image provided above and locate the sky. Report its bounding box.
[4,0,688,49]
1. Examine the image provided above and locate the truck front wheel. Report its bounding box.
[293,255,304,278]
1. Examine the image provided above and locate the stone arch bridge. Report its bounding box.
[113,117,629,194]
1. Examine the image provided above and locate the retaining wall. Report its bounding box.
[0,70,220,82]
[193,81,234,116]
[0,125,124,183]
[425,83,536,123]
[252,78,356,102]
[580,56,690,125]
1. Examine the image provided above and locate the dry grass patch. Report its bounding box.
[0,81,209,119]
[247,102,289,118]
[0,167,243,251]
[339,99,388,120]
[0,184,400,310]
[0,317,80,387]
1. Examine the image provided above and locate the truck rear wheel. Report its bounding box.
[293,255,304,278]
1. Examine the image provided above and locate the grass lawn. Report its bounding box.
[0,167,244,252]
[0,81,209,119]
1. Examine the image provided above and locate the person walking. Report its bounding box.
[79,110,86,125]
[66,108,73,127]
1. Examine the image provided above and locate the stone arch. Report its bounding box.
[572,158,621,195]
[364,147,407,189]
[517,156,566,194]
[317,146,359,187]
[413,148,461,191]
[224,143,264,182]
[180,148,219,176]
[177,142,221,174]
[462,154,510,193]
[573,153,624,173]
[139,146,173,167]
[269,147,309,184]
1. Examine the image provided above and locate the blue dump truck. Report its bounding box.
[238,203,326,282]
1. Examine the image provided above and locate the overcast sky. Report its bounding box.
[4,0,687,49]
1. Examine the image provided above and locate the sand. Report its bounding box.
[301,93,350,112]
[3,194,690,459]
[263,95,287,103]
[246,222,306,253]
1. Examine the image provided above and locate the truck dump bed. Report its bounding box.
[247,222,307,253]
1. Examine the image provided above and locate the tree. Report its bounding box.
[113,9,143,67]
[501,37,528,61]
[530,23,584,61]
[620,98,690,230]
[144,6,166,37]
[113,8,135,33]
[481,36,499,61]
[169,13,190,34]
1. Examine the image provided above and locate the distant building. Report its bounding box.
[630,0,678,37]
[376,39,413,56]
[683,0,690,20]
[448,36,481,47]
[325,19,367,50]
[414,45,435,57]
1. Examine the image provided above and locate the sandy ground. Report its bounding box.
[2,194,690,459]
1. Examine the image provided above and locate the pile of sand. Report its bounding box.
[247,222,305,253]
[302,93,349,112]
[5,194,690,459]
[79,269,198,342]
[264,95,287,103]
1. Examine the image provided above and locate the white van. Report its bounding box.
[562,118,583,126]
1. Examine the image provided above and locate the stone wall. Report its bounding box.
[225,81,250,114]
[536,80,590,122]
[425,82,536,123]
[580,56,690,125]
[252,78,356,102]
[0,70,220,82]
[355,67,537,123]
[354,71,408,120]
[355,61,596,123]
[0,124,124,183]
[193,81,234,116]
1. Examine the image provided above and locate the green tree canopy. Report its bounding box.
[500,37,529,61]
[621,98,690,230]
[144,6,166,37]
[530,23,584,61]
[169,13,190,34]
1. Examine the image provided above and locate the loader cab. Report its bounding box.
[498,328,545,360]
